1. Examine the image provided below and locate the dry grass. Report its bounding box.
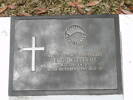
[0,0,133,16]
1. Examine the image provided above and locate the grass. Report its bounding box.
[0,0,133,16]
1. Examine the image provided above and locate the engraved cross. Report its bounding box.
[20,36,45,72]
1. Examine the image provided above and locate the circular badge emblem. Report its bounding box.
[65,25,87,45]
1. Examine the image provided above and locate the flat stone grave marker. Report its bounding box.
[9,15,123,97]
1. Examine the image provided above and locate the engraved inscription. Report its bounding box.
[37,48,104,72]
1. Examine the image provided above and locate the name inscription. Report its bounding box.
[37,53,103,72]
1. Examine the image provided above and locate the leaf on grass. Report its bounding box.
[77,7,84,14]
[129,7,133,12]
[87,0,101,6]
[0,6,8,14]
[85,8,94,15]
[35,8,48,15]
[35,11,48,15]
[68,2,85,8]
[116,10,122,14]
[121,9,133,14]
[68,2,77,7]
[77,4,85,8]
[18,13,32,16]
[87,10,94,15]
[8,5,17,9]
[87,11,94,15]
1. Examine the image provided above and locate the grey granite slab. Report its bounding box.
[9,15,123,96]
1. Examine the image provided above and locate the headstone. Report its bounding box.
[9,15,123,99]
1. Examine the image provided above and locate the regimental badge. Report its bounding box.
[65,25,87,45]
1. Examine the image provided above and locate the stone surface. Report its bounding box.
[9,15,122,96]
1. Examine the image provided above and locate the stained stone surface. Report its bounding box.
[9,15,122,95]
